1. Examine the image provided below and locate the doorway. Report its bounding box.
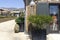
[49,3,60,33]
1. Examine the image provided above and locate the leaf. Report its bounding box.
[28,15,52,29]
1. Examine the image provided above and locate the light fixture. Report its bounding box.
[30,0,35,6]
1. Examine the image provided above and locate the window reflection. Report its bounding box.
[50,5,59,15]
[49,5,59,31]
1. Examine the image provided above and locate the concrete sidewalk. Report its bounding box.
[13,32,31,40]
[0,20,31,40]
[47,34,60,40]
[0,20,16,32]
[0,32,31,40]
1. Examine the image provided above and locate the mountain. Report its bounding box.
[0,7,25,11]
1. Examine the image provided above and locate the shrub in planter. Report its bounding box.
[15,17,24,28]
[28,15,52,29]
[15,12,24,24]
[15,17,24,24]
[15,17,24,32]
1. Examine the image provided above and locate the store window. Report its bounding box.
[50,5,59,15]
[49,5,59,31]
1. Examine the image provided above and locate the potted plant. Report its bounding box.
[14,16,24,33]
[28,15,52,30]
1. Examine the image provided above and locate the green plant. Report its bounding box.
[28,15,52,29]
[15,12,24,24]
[15,17,24,24]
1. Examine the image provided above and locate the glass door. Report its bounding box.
[49,5,59,32]
[50,5,59,16]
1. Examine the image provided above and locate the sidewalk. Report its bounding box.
[47,34,60,40]
[0,20,31,40]
[0,32,31,40]
[13,32,31,40]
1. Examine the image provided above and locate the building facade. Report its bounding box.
[0,8,25,17]
[24,0,60,33]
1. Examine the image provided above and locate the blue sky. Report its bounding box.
[0,0,24,8]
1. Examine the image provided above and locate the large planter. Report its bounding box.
[15,16,24,32]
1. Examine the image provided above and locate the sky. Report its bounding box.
[0,0,24,8]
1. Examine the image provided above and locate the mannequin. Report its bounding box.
[52,15,58,31]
